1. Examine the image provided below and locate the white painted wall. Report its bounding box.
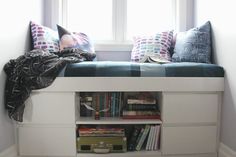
[195,0,236,151]
[0,0,43,152]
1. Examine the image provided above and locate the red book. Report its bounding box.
[107,93,111,117]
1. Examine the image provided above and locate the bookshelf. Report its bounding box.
[18,77,223,157]
[76,91,162,155]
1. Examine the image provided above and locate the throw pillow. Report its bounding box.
[57,25,95,54]
[172,21,212,63]
[30,21,59,52]
[131,31,173,63]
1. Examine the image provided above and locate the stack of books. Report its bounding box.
[127,125,160,151]
[78,126,125,137]
[122,93,160,119]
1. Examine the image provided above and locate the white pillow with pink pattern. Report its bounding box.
[30,21,59,52]
[131,31,173,63]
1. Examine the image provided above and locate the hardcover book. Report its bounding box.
[127,126,142,151]
[136,125,151,151]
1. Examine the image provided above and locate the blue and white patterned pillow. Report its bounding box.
[172,21,212,63]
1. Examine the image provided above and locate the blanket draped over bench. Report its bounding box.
[4,48,95,122]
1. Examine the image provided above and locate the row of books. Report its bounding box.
[80,92,123,117]
[128,125,160,151]
[80,92,160,120]
[146,125,160,150]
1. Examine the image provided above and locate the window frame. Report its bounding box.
[49,0,192,51]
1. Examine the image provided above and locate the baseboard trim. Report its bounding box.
[0,145,17,157]
[219,143,236,157]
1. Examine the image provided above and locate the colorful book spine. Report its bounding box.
[99,93,104,117]
[115,92,119,116]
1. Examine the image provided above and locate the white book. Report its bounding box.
[149,126,155,150]
[145,125,153,150]
[152,125,157,150]
[151,125,157,150]
[154,125,160,150]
